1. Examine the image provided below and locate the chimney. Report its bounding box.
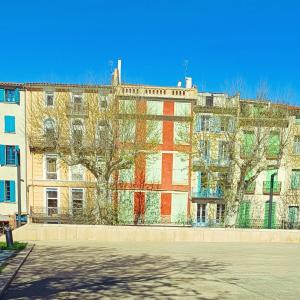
[117,59,122,83]
[185,77,192,89]
[177,80,182,87]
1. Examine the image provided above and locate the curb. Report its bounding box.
[0,244,35,299]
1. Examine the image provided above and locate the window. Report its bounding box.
[145,192,160,224]
[267,131,280,158]
[118,190,134,223]
[171,193,187,223]
[0,88,20,103]
[6,146,17,165]
[291,170,300,190]
[242,131,254,157]
[70,164,84,181]
[174,122,190,144]
[201,115,211,132]
[146,120,162,144]
[44,118,55,136]
[172,153,189,185]
[218,141,229,162]
[45,91,54,106]
[195,115,201,132]
[119,165,135,183]
[288,206,299,226]
[216,204,225,223]
[71,188,84,211]
[147,101,163,115]
[72,94,84,114]
[119,119,136,143]
[296,115,300,125]
[0,145,18,166]
[119,100,136,114]
[197,203,207,223]
[46,155,57,180]
[205,96,213,107]
[72,119,84,145]
[0,180,15,202]
[294,136,300,155]
[174,102,191,116]
[200,140,210,161]
[146,153,162,183]
[4,116,15,133]
[46,188,58,216]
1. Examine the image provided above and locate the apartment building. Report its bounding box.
[25,71,198,224]
[0,83,27,226]
[191,92,300,228]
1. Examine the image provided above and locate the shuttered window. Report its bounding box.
[0,88,20,103]
[263,201,276,229]
[0,180,15,202]
[4,116,16,133]
[237,201,251,228]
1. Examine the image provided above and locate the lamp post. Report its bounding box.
[268,172,277,229]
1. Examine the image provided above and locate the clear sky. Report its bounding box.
[0,0,299,104]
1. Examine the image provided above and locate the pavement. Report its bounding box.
[2,241,300,299]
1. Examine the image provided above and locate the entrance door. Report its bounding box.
[197,203,207,225]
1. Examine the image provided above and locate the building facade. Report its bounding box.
[0,83,27,226]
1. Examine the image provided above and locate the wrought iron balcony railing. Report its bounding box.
[245,182,256,194]
[192,187,224,199]
[263,181,281,195]
[66,103,89,117]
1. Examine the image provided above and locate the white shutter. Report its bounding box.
[147,101,163,115]
[174,102,191,116]
[172,153,189,184]
[146,153,162,183]
[171,193,187,223]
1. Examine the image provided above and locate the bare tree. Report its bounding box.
[28,82,159,224]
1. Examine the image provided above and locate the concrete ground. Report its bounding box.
[3,241,300,300]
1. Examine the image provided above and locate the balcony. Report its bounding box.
[66,103,89,117]
[193,157,230,171]
[193,105,237,115]
[263,181,281,195]
[192,187,224,199]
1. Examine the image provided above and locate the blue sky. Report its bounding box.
[0,0,299,104]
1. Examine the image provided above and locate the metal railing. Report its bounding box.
[263,181,281,194]
[191,187,224,199]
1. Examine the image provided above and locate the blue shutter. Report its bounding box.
[0,180,4,202]
[15,146,20,165]
[4,116,15,133]
[0,145,5,166]
[14,88,20,104]
[0,89,4,102]
[10,181,16,202]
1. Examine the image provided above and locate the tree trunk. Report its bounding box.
[224,187,244,228]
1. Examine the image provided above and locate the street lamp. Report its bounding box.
[268,172,277,229]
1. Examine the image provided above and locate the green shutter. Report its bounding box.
[291,170,300,189]
[264,202,276,228]
[238,201,251,228]
[267,132,280,157]
[242,132,254,156]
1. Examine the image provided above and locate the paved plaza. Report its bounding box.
[3,241,300,299]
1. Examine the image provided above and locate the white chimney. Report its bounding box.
[177,80,182,87]
[117,59,122,83]
[185,77,192,89]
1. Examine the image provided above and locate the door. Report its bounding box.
[197,203,207,225]
[46,189,58,216]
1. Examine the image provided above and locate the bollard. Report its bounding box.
[4,226,14,248]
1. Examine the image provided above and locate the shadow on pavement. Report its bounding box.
[3,244,236,299]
